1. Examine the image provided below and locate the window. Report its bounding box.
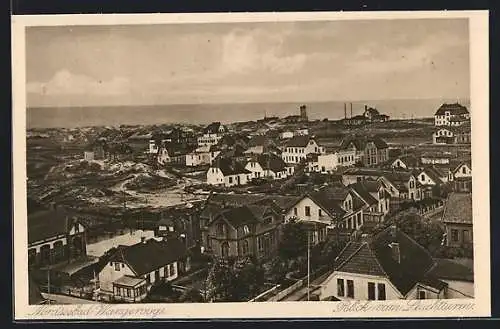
[293,207,298,216]
[115,262,121,271]
[110,262,113,267]
[337,279,345,297]
[378,283,386,300]
[463,230,470,243]
[318,209,322,217]
[421,174,425,181]
[126,288,131,298]
[242,240,249,255]
[462,167,467,174]
[419,290,426,300]
[368,282,376,300]
[243,225,250,234]
[451,229,459,242]
[305,206,311,216]
[74,224,80,233]
[217,223,225,235]
[347,280,354,298]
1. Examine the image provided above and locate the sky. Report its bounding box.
[26,18,470,108]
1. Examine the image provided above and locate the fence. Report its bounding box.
[247,284,281,302]
[266,279,304,302]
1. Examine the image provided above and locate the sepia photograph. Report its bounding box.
[12,11,490,320]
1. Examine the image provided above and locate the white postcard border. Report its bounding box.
[12,10,490,320]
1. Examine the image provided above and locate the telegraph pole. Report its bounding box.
[47,268,51,304]
[307,229,310,301]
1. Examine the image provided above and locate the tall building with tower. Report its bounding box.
[300,105,308,121]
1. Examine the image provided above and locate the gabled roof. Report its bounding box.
[257,153,287,173]
[285,135,314,148]
[214,157,251,176]
[28,208,80,244]
[247,135,271,147]
[334,227,438,296]
[109,238,187,277]
[452,160,472,174]
[205,193,301,212]
[420,167,444,184]
[349,182,379,206]
[217,205,261,228]
[442,193,472,224]
[393,154,419,168]
[434,103,469,116]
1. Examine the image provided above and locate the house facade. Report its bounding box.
[186,146,220,167]
[340,136,389,167]
[432,123,471,145]
[98,238,188,302]
[205,204,283,259]
[206,158,252,187]
[313,150,357,173]
[197,122,227,147]
[434,103,470,127]
[245,153,291,180]
[281,136,324,164]
[28,209,87,269]
[441,193,473,248]
[319,227,471,301]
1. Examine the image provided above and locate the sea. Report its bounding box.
[26,98,471,129]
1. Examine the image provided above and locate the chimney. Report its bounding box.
[344,103,347,119]
[365,105,368,111]
[389,242,401,263]
[350,103,353,118]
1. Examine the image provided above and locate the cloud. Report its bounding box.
[27,70,131,96]
[220,28,307,75]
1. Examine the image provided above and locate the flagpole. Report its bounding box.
[47,267,51,304]
[307,229,310,301]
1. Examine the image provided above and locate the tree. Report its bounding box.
[278,218,308,261]
[204,256,265,302]
[178,288,204,303]
[397,213,444,253]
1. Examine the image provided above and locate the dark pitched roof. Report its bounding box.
[204,122,224,134]
[28,208,78,244]
[349,182,379,206]
[340,136,388,150]
[285,135,315,148]
[334,227,439,296]
[428,258,474,282]
[335,242,387,276]
[206,192,301,212]
[247,135,269,147]
[442,193,472,224]
[257,153,286,173]
[218,205,261,228]
[434,103,470,116]
[393,154,419,168]
[419,167,444,185]
[214,157,251,176]
[306,188,350,219]
[110,238,187,277]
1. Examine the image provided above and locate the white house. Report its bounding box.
[315,150,356,173]
[416,167,445,187]
[98,238,187,302]
[245,153,291,180]
[185,145,220,167]
[434,103,470,127]
[453,161,472,179]
[421,153,453,165]
[280,131,294,139]
[207,158,252,187]
[282,136,324,164]
[319,227,472,301]
[285,184,365,233]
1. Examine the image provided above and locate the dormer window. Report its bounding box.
[243,225,250,234]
